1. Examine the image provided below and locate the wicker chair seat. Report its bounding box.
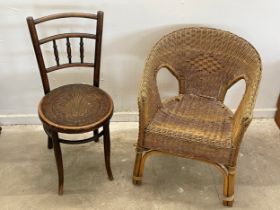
[144,93,234,164]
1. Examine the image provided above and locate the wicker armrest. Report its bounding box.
[137,51,163,129]
[232,85,258,146]
[138,78,161,129]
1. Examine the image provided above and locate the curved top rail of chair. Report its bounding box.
[149,27,262,69]
[30,12,100,24]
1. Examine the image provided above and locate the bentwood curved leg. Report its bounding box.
[52,132,64,195]
[94,129,99,142]
[48,137,53,149]
[103,123,113,180]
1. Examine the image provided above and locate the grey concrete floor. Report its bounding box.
[0,119,279,210]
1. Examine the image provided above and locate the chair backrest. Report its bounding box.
[27,12,104,94]
[145,27,262,101]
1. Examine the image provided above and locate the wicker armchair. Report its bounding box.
[133,27,262,206]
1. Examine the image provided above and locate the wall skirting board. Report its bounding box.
[0,109,276,125]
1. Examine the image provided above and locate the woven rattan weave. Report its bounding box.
[133,27,262,207]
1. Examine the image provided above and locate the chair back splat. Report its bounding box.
[27,12,104,94]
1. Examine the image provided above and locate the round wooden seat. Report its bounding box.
[38,84,114,133]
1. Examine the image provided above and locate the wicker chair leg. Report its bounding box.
[223,167,236,207]
[52,132,64,195]
[133,151,143,185]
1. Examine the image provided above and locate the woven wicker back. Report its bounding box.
[145,27,261,100]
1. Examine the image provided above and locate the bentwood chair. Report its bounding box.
[27,12,114,195]
[133,27,262,206]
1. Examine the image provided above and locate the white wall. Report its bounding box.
[0,0,279,124]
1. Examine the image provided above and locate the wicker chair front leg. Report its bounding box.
[133,150,143,185]
[133,150,156,185]
[223,167,236,207]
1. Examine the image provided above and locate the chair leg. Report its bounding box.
[94,129,99,142]
[223,167,235,207]
[0,127,2,134]
[132,150,143,185]
[103,123,113,180]
[52,132,64,195]
[48,137,53,149]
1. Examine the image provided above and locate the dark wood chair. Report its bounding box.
[27,12,113,195]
